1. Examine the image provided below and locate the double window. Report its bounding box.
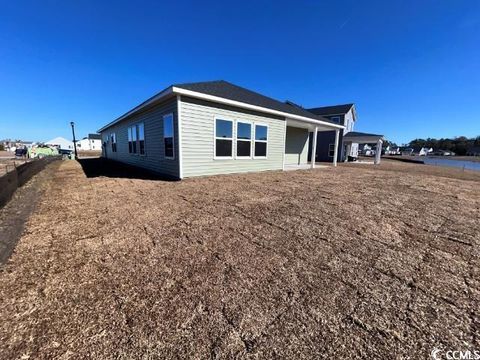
[128,123,145,155]
[110,133,117,152]
[163,114,174,159]
[214,118,268,159]
[329,144,335,157]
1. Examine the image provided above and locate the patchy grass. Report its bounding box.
[0,160,479,358]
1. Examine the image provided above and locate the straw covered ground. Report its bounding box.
[0,159,479,358]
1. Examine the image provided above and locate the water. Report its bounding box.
[422,157,480,172]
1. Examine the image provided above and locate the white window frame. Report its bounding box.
[235,120,253,159]
[213,116,234,160]
[110,132,117,152]
[128,125,136,154]
[137,122,146,156]
[331,116,340,124]
[163,113,175,160]
[253,123,268,159]
[127,123,145,156]
[328,143,335,157]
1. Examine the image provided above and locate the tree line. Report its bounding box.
[404,136,480,155]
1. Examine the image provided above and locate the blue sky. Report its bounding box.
[0,0,478,145]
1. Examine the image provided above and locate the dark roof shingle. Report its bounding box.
[174,80,335,124]
[307,103,354,116]
[343,131,383,138]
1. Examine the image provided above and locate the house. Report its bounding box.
[98,80,344,179]
[467,146,480,156]
[76,133,102,151]
[306,104,384,164]
[45,137,74,150]
[419,147,433,156]
[1,139,34,152]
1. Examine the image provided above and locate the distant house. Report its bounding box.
[467,146,480,156]
[97,80,344,179]
[419,147,433,156]
[45,137,73,150]
[306,104,384,164]
[76,133,102,151]
[1,139,34,152]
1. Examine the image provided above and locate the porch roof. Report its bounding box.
[343,131,384,144]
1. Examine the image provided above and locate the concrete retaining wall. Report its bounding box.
[0,157,59,208]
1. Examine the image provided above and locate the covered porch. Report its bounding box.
[343,132,385,165]
[283,118,341,170]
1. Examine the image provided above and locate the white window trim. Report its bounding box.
[127,125,136,155]
[235,120,253,159]
[137,122,146,156]
[253,123,268,159]
[213,116,234,160]
[328,143,335,157]
[331,116,341,124]
[163,113,175,160]
[110,132,117,152]
[128,123,146,156]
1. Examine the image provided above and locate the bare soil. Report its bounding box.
[0,159,479,359]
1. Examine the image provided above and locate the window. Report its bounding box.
[254,124,268,158]
[138,123,145,155]
[163,114,174,159]
[128,123,144,154]
[329,144,335,157]
[110,133,117,152]
[331,116,340,124]
[215,118,233,158]
[236,122,251,158]
[128,126,136,153]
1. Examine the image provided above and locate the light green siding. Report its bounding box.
[100,98,179,178]
[180,97,286,178]
[284,126,309,165]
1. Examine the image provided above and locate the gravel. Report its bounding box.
[0,159,478,358]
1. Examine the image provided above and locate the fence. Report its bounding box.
[0,156,60,208]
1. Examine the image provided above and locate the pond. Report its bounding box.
[422,157,480,172]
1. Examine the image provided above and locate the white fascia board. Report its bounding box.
[171,87,344,130]
[97,87,174,132]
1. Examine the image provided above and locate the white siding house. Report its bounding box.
[98,81,344,179]
[76,134,102,151]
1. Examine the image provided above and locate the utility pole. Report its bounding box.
[70,121,78,159]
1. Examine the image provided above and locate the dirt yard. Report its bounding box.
[0,159,479,358]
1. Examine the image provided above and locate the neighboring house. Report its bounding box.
[45,137,74,150]
[419,147,433,156]
[384,145,401,155]
[1,139,34,152]
[432,149,455,156]
[306,104,384,164]
[76,133,102,151]
[467,146,480,156]
[306,104,356,163]
[98,80,344,179]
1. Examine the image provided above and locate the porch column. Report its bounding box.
[310,126,318,169]
[375,139,383,165]
[344,143,351,162]
[333,129,340,167]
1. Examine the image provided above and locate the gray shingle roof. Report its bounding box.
[307,103,354,116]
[174,80,335,124]
[343,131,383,138]
[88,133,101,140]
